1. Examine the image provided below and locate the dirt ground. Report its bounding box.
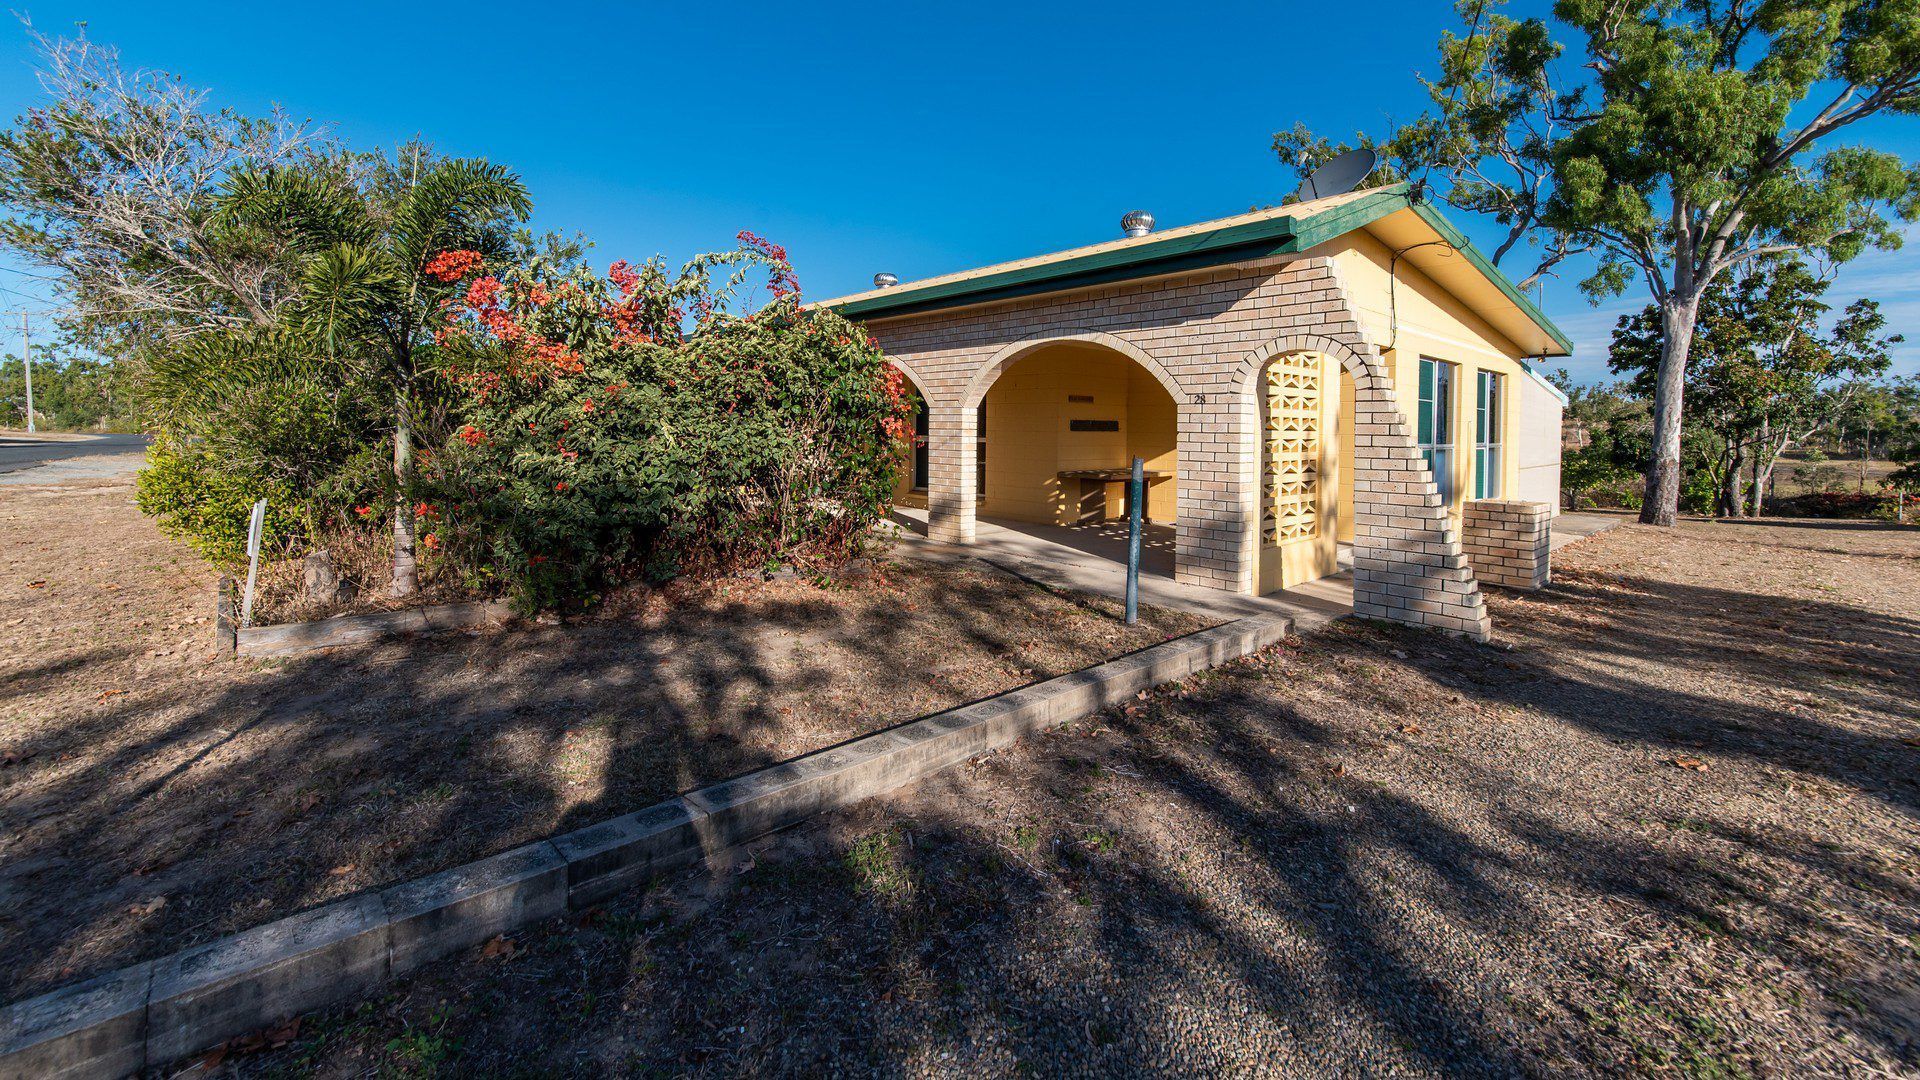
[0,478,1206,1001]
[215,516,1920,1079]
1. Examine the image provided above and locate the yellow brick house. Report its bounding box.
[817,184,1572,641]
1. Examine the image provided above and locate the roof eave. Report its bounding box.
[821,186,1413,322]
[1402,201,1574,357]
[818,184,1575,361]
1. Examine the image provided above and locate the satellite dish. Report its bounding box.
[1294,147,1377,202]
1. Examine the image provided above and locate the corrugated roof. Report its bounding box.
[815,186,1380,313]
[814,184,1572,358]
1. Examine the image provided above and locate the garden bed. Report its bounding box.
[0,478,1210,1002]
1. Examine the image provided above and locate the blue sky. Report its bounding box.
[0,0,1915,382]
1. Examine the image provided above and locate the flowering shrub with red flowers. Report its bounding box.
[419,235,910,606]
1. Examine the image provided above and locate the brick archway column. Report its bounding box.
[925,402,977,544]
[1233,269,1491,641]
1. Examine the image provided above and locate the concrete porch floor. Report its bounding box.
[884,507,1355,630]
[884,507,1624,632]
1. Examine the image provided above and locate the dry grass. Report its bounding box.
[0,478,1206,1001]
[229,515,1920,1078]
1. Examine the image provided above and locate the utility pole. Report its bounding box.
[19,312,33,433]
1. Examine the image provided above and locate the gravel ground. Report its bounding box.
[218,517,1920,1079]
[0,479,1204,1001]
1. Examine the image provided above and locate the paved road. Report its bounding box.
[0,433,151,475]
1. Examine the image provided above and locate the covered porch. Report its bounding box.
[885,505,1355,631]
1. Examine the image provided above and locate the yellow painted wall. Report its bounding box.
[979,344,1179,525]
[1320,230,1535,515]
[1338,373,1356,543]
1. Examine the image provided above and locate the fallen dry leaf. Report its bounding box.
[1400,722,1424,735]
[479,934,520,962]
[1671,756,1708,772]
[129,896,166,916]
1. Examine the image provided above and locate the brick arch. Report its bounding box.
[961,330,1183,410]
[1231,332,1388,400]
[884,357,933,401]
[1233,332,1491,641]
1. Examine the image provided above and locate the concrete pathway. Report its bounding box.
[886,507,1627,631]
[884,508,1354,631]
[1551,510,1626,550]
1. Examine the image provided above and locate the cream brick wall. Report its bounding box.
[1462,499,1552,590]
[864,255,1491,641]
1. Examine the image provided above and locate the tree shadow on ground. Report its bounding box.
[230,559,1919,1077]
[1469,570,1920,817]
[0,560,1202,1002]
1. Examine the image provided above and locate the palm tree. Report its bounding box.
[213,146,530,595]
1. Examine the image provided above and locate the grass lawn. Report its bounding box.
[0,478,1207,1002]
[221,516,1920,1078]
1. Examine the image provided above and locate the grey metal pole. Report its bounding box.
[1125,456,1143,624]
[20,313,33,434]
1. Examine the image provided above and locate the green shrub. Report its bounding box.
[424,238,910,607]
[135,442,301,566]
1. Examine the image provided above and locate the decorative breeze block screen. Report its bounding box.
[1264,354,1322,544]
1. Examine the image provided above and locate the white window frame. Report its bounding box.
[1474,370,1503,500]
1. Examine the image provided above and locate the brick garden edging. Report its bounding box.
[1,613,1291,1078]
[212,577,515,659]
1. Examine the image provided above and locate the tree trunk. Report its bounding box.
[390,382,419,597]
[1719,443,1743,519]
[1639,295,1699,526]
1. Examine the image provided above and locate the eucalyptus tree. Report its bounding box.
[1276,0,1920,525]
[211,149,530,594]
[1609,259,1897,515]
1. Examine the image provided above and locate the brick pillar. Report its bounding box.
[926,403,976,544]
[1462,500,1552,589]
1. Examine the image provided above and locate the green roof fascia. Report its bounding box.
[1403,201,1575,357]
[828,235,1296,320]
[823,184,1574,362]
[1277,184,1417,251]
[825,186,1413,322]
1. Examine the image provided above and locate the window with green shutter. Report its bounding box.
[1474,371,1503,499]
[1417,357,1456,504]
